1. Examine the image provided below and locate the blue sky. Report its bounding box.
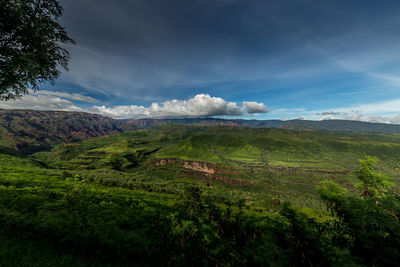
[3,0,400,123]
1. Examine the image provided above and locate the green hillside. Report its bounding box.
[1,125,400,265]
[31,126,400,208]
[127,117,400,134]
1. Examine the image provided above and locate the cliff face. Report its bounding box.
[155,158,215,174]
[154,158,254,186]
[182,160,215,174]
[0,109,133,153]
[155,158,215,173]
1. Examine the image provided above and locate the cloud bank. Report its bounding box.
[0,92,269,119]
[2,90,399,124]
[319,111,400,124]
[313,99,400,124]
[90,94,269,119]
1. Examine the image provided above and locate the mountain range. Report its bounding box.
[126,117,400,133]
[0,109,133,153]
[2,109,400,153]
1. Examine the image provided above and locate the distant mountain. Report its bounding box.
[274,119,400,133]
[0,109,133,153]
[125,118,400,134]
[125,118,284,128]
[2,109,400,153]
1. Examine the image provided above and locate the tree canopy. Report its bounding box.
[0,0,74,100]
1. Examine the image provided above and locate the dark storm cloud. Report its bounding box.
[58,0,400,104]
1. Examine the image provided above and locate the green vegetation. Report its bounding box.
[127,117,400,134]
[0,0,74,100]
[1,125,400,265]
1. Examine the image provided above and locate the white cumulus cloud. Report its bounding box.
[242,101,270,114]
[0,91,269,119]
[90,94,269,119]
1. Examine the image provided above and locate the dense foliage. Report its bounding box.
[0,0,74,100]
[317,158,400,266]
[0,154,399,265]
[0,126,399,265]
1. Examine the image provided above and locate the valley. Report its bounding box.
[1,110,400,265]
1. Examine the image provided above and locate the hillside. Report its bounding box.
[38,126,400,206]
[0,109,133,153]
[1,124,400,265]
[126,118,400,133]
[2,108,400,154]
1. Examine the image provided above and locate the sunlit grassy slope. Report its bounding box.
[27,126,400,179]
[1,125,400,264]
[156,127,400,172]
[2,125,400,218]
[28,126,400,200]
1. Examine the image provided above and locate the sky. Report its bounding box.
[3,0,400,123]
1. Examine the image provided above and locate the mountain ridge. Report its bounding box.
[0,109,133,153]
[125,117,400,134]
[2,109,400,153]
